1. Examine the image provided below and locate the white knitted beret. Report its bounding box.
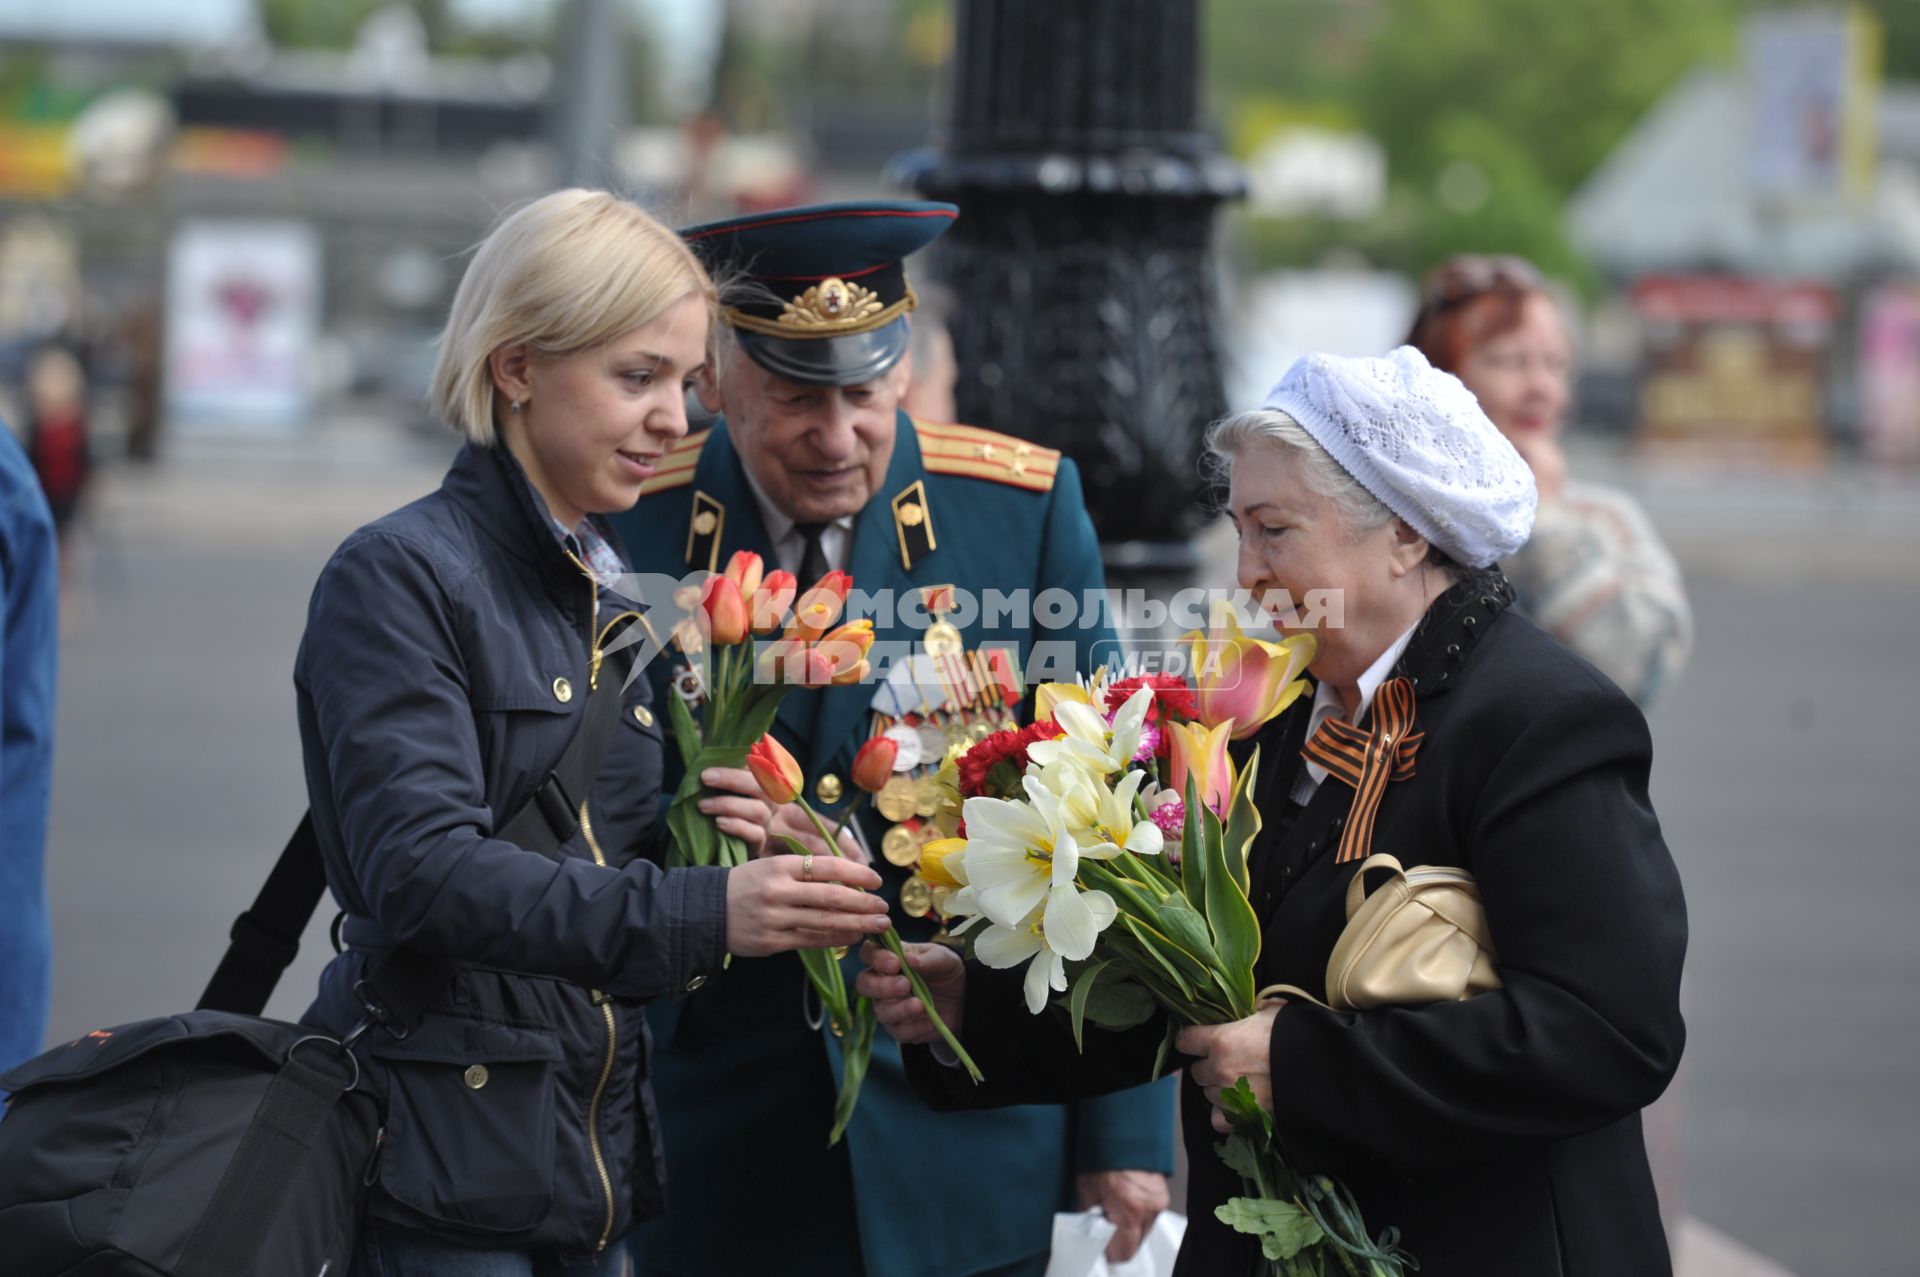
[1261,345,1537,568]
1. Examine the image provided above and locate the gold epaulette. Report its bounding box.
[914,420,1060,494]
[637,428,709,497]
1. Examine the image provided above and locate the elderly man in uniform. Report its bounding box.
[611,201,1174,1277]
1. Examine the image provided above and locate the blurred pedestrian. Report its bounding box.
[1408,255,1691,706]
[294,189,891,1277]
[0,419,57,1072]
[23,342,91,614]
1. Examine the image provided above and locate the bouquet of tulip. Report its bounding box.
[930,612,1415,1275]
[746,729,981,1143]
[661,553,871,869]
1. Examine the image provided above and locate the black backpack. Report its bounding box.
[0,654,632,1277]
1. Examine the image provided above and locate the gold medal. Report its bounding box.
[882,824,922,868]
[913,775,945,818]
[900,874,934,918]
[924,620,963,656]
[876,775,919,823]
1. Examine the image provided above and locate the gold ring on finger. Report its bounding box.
[800,852,814,880]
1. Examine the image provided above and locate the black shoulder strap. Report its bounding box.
[197,627,643,1021]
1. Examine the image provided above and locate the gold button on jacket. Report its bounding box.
[552,677,573,704]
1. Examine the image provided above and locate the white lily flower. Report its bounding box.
[960,777,1079,928]
[1027,686,1154,777]
[973,877,1119,1016]
[1080,768,1165,860]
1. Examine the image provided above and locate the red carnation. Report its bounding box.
[957,719,1064,799]
[1105,675,1198,757]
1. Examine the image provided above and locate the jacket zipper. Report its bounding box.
[580,801,619,1252]
[564,546,621,1251]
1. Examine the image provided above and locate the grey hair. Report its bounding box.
[1204,409,1395,533]
[1205,408,1495,588]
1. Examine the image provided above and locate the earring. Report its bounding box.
[510,400,522,413]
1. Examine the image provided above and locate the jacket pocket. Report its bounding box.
[367,1015,565,1234]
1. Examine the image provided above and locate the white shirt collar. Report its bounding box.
[740,465,855,576]
[1294,620,1422,801]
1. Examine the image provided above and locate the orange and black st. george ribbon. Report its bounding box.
[1301,676,1424,865]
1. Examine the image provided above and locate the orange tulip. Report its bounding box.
[788,570,854,640]
[830,658,871,687]
[750,569,798,635]
[815,619,875,681]
[1165,719,1234,815]
[746,734,803,805]
[722,550,764,602]
[852,735,898,793]
[699,574,749,645]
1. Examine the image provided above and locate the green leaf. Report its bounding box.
[1218,1076,1274,1140]
[1224,743,1263,894]
[1066,959,1109,1052]
[664,687,703,769]
[1075,973,1158,1033]
[1215,1131,1266,1182]
[828,998,877,1145]
[1200,795,1262,1018]
[1214,1195,1325,1260]
[1151,1015,1178,1084]
[1119,914,1198,1002]
[1181,773,1209,913]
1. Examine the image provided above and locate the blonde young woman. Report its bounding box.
[295,190,890,1277]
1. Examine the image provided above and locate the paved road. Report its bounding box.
[34,442,1920,1275]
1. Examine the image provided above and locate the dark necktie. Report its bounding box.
[1299,676,1424,864]
[795,521,831,587]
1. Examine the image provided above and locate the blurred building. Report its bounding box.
[1566,7,1920,465]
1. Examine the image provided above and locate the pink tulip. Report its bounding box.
[1165,719,1234,815]
[1185,609,1315,741]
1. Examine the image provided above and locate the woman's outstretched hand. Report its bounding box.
[724,854,889,957]
[856,940,965,1044]
[1178,1005,1283,1133]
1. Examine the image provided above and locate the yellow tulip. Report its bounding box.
[1033,681,1092,724]
[919,837,968,889]
[1182,602,1316,741]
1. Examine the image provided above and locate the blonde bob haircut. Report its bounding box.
[430,188,715,444]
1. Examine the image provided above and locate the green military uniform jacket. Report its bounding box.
[610,411,1175,1277]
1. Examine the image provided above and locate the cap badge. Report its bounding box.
[780,277,884,330]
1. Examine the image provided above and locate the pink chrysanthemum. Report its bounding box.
[1150,798,1186,841]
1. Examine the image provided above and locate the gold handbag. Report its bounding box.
[1262,853,1501,1011]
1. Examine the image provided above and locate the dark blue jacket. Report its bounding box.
[0,424,56,1072]
[297,441,729,1259]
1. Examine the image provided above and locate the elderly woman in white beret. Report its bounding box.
[860,347,1689,1276]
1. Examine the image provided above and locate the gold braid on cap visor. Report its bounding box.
[722,278,919,339]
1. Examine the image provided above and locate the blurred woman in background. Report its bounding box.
[1408,254,1691,707]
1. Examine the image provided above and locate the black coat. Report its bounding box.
[297,443,730,1258]
[910,583,1688,1276]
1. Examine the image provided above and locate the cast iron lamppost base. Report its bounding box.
[890,0,1244,610]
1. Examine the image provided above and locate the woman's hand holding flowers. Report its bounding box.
[1178,1005,1283,1134]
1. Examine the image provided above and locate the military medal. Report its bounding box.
[920,584,963,657]
[900,874,934,918]
[882,822,923,868]
[882,723,923,772]
[876,774,919,823]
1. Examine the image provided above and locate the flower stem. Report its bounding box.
[796,797,982,1082]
